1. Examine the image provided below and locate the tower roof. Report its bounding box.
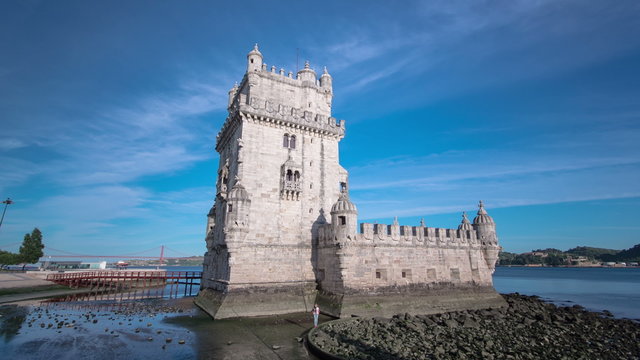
[331,192,357,214]
[247,43,262,58]
[228,182,250,201]
[320,66,331,78]
[458,211,474,230]
[473,201,494,225]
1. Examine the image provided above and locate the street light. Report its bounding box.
[0,198,13,231]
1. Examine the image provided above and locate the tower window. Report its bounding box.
[250,59,254,63]
[339,216,346,225]
[283,134,296,149]
[228,204,233,213]
[286,169,293,181]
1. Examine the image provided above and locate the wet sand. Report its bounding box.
[0,297,324,359]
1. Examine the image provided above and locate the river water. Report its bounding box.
[1,266,639,359]
[493,266,640,319]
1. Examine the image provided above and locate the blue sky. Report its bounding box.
[1,0,639,258]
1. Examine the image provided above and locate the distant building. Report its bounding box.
[42,261,106,270]
[196,45,504,319]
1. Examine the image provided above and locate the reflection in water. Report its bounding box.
[43,280,200,303]
[0,305,28,342]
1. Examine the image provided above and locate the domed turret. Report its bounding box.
[226,181,251,232]
[330,191,358,239]
[228,182,249,201]
[458,212,473,231]
[297,60,317,85]
[331,193,357,214]
[247,43,263,72]
[206,204,216,235]
[320,66,332,90]
[473,200,494,225]
[228,82,239,108]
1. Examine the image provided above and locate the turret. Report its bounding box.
[320,67,332,91]
[330,191,358,240]
[457,212,473,231]
[297,60,317,85]
[228,82,238,108]
[472,201,496,244]
[206,204,216,235]
[226,181,251,231]
[473,201,499,270]
[247,44,263,73]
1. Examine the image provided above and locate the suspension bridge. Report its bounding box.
[0,244,198,267]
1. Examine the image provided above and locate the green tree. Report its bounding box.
[19,228,44,264]
[0,250,20,265]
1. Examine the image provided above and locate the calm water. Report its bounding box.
[494,266,640,319]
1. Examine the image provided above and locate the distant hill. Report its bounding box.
[565,246,620,260]
[603,244,640,262]
[499,243,639,266]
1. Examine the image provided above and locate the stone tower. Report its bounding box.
[196,44,348,318]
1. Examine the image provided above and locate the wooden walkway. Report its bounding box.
[46,270,202,295]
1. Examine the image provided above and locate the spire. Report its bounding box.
[477,200,487,215]
[393,216,399,226]
[419,218,425,227]
[304,60,310,69]
[458,211,473,230]
[473,201,494,225]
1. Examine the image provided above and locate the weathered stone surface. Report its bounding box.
[198,45,503,319]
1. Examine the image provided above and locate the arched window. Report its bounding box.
[283,134,290,148]
[290,135,296,149]
[286,169,293,181]
[294,171,300,182]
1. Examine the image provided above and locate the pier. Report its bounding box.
[45,270,202,300]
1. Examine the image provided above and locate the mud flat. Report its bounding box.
[308,293,640,360]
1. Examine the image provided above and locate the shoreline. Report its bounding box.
[308,293,640,360]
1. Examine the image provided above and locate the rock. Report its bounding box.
[271,345,281,350]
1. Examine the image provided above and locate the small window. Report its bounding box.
[294,171,300,181]
[340,182,347,192]
[283,134,290,148]
[310,183,313,189]
[375,269,387,280]
[310,161,313,166]
[401,269,412,280]
[250,59,254,63]
[309,208,313,214]
[286,169,293,181]
[290,135,296,149]
[339,216,346,225]
[228,204,233,213]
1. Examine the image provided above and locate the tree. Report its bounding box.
[0,250,20,265]
[19,228,44,264]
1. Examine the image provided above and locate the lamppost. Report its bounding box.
[0,198,13,231]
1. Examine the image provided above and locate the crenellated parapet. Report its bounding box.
[318,222,485,249]
[216,45,343,150]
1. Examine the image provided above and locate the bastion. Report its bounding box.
[195,45,505,319]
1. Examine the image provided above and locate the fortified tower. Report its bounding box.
[197,45,348,318]
[197,45,505,319]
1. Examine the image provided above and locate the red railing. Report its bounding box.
[46,270,202,286]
